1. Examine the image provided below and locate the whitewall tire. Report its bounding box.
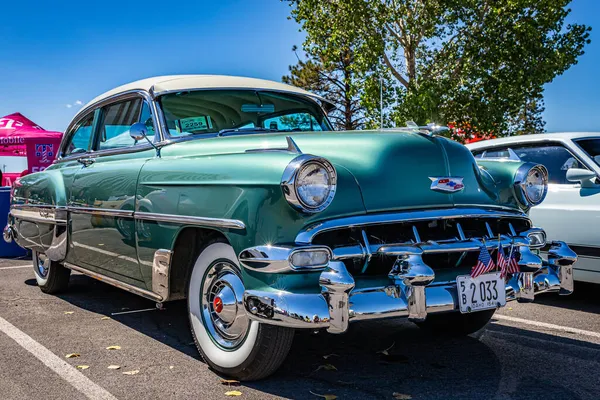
[187,239,295,380]
[32,251,70,294]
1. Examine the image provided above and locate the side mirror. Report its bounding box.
[129,122,148,141]
[566,168,597,186]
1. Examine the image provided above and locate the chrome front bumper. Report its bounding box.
[243,241,577,334]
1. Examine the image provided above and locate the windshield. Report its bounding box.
[574,138,600,167]
[159,90,331,137]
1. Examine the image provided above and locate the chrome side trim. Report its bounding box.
[64,262,163,302]
[152,249,173,301]
[10,205,67,224]
[68,206,134,218]
[134,211,246,230]
[296,207,530,244]
[245,136,303,154]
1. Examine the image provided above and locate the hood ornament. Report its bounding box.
[429,177,465,193]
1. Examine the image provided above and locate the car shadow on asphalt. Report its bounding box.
[43,274,596,400]
[534,282,600,314]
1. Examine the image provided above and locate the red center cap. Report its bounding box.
[213,296,223,313]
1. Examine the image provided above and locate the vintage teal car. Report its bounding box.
[4,75,577,380]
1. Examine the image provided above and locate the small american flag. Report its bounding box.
[497,243,508,278]
[471,244,496,278]
[506,245,520,275]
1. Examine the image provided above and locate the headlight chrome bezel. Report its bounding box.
[514,163,549,208]
[281,154,337,214]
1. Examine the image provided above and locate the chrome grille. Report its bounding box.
[309,213,532,276]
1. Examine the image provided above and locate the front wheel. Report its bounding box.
[187,240,294,381]
[33,251,71,294]
[416,309,496,336]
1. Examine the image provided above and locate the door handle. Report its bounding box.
[77,157,95,167]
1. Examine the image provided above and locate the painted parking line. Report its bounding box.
[494,314,600,339]
[0,265,30,270]
[0,315,118,400]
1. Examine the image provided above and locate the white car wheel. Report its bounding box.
[187,240,294,380]
[32,251,70,294]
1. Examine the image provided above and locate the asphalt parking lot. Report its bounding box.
[1,257,599,400]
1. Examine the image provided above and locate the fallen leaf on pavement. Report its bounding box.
[64,311,74,315]
[76,365,89,370]
[65,353,80,359]
[376,342,395,356]
[225,390,242,396]
[221,379,240,386]
[122,370,139,375]
[309,391,337,400]
[508,307,513,311]
[100,316,110,320]
[106,345,121,350]
[107,365,120,370]
[393,393,412,400]
[314,364,337,373]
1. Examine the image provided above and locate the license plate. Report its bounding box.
[456,272,506,313]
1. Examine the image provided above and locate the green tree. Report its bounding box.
[283,47,395,130]
[288,0,591,138]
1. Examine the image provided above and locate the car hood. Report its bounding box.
[164,130,508,213]
[285,131,503,212]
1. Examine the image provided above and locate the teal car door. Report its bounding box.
[69,96,156,286]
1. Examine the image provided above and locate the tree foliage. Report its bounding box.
[287,0,591,138]
[283,47,394,130]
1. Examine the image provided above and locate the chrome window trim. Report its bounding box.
[58,89,167,163]
[295,207,529,244]
[135,211,245,230]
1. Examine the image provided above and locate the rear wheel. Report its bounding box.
[187,240,294,381]
[416,309,496,336]
[33,251,71,294]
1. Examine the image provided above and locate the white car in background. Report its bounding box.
[467,133,600,284]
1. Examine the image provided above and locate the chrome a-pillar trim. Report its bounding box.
[152,249,173,301]
[134,211,245,230]
[64,262,163,302]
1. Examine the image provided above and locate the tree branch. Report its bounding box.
[383,52,410,87]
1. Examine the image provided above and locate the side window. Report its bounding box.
[484,145,588,185]
[97,99,155,150]
[262,113,324,131]
[65,113,95,156]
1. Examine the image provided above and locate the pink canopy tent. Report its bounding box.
[0,112,63,186]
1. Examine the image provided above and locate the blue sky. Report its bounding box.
[0,0,597,133]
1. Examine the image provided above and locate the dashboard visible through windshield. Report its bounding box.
[159,90,332,138]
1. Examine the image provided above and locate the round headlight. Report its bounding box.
[515,163,548,207]
[281,155,337,213]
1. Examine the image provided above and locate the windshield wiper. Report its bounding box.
[217,127,279,137]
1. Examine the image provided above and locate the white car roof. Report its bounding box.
[78,75,326,119]
[466,132,600,151]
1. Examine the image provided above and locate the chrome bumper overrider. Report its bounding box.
[243,241,576,334]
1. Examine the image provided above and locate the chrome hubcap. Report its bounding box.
[36,253,49,278]
[201,261,249,349]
